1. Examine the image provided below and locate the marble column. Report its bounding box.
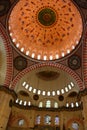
[60,112,63,130]
[0,91,13,130]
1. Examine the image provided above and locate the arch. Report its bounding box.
[66,118,84,129]
[83,25,87,88]
[11,63,83,90]
[8,113,29,127]
[0,23,13,86]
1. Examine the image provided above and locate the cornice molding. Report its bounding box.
[78,88,87,98]
[0,85,17,99]
[11,102,83,112]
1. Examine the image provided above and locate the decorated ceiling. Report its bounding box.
[8,0,83,60]
[0,0,87,109]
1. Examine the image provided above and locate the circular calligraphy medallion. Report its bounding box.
[14,56,27,71]
[38,8,56,26]
[0,0,11,16]
[68,55,81,70]
[74,0,87,9]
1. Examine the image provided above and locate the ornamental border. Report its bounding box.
[83,26,87,88]
[0,23,13,86]
[11,62,83,90]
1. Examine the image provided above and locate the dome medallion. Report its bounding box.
[38,7,57,26]
[8,0,83,61]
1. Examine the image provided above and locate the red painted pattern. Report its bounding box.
[83,26,87,88]
[11,62,83,90]
[0,23,13,87]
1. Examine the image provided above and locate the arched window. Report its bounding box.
[46,100,51,108]
[52,91,56,96]
[54,102,58,108]
[28,101,31,106]
[39,102,43,108]
[71,102,74,108]
[44,115,51,125]
[72,122,79,130]
[18,119,24,126]
[55,116,59,125]
[36,115,41,124]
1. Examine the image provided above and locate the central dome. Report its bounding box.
[8,0,83,60]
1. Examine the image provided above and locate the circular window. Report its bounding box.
[72,122,79,130]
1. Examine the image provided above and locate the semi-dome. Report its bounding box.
[8,0,83,60]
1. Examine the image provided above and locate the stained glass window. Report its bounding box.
[55,116,59,125]
[36,115,41,124]
[44,115,51,124]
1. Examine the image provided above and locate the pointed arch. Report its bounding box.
[0,23,13,86]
